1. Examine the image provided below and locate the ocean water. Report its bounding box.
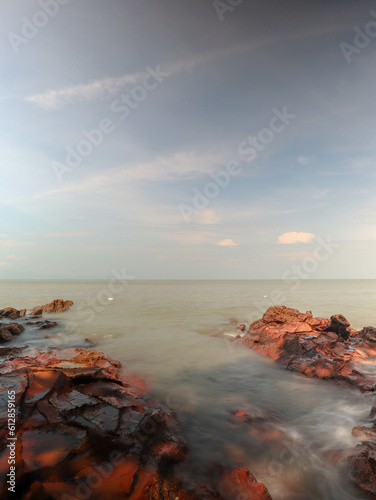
[1,279,376,500]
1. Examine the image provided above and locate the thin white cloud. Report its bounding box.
[0,262,9,267]
[25,47,243,110]
[24,232,97,238]
[216,239,238,247]
[298,156,313,165]
[318,157,376,177]
[25,70,150,110]
[37,150,230,200]
[25,24,347,111]
[120,151,228,181]
[0,239,37,248]
[25,44,257,110]
[277,232,315,244]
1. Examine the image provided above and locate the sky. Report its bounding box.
[0,0,376,279]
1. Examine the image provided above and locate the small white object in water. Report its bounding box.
[264,295,267,298]
[224,332,247,338]
[108,298,114,301]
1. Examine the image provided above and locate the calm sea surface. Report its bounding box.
[1,279,376,500]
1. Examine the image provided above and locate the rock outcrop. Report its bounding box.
[0,300,70,344]
[239,305,376,391]
[29,299,73,315]
[0,345,271,500]
[0,308,26,320]
[0,323,25,342]
[237,305,376,498]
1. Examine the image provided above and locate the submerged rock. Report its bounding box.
[335,441,376,499]
[219,467,272,500]
[30,320,58,330]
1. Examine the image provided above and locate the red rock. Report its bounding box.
[360,326,376,343]
[0,328,12,342]
[261,305,309,325]
[236,305,376,498]
[29,309,43,317]
[22,426,87,471]
[29,299,74,315]
[293,322,313,333]
[219,466,272,500]
[336,442,376,498]
[327,314,352,340]
[0,307,26,319]
[0,323,25,342]
[352,426,376,441]
[239,306,376,391]
[231,405,276,424]
[152,441,186,462]
[24,370,64,405]
[0,345,271,500]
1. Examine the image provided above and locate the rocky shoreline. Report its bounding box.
[2,300,376,498]
[0,301,272,500]
[231,306,376,499]
[0,300,73,343]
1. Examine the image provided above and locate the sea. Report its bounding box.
[1,279,376,500]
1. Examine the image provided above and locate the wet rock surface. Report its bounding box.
[237,305,376,499]
[0,345,272,499]
[0,299,71,344]
[26,320,58,330]
[0,308,26,320]
[29,299,73,315]
[0,323,25,342]
[239,306,376,391]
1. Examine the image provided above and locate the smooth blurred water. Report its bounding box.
[1,279,376,499]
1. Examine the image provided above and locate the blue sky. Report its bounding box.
[0,0,376,279]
